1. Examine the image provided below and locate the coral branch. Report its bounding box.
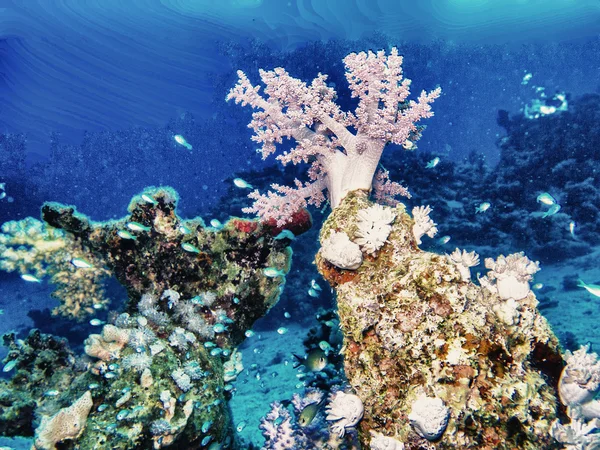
[228,47,440,224]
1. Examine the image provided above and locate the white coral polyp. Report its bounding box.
[484,252,539,300]
[370,431,405,450]
[559,345,600,420]
[354,204,396,254]
[325,391,364,437]
[321,231,363,270]
[412,205,437,245]
[447,248,479,282]
[408,394,450,441]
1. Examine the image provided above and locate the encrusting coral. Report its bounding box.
[33,391,93,450]
[315,191,565,449]
[0,217,111,320]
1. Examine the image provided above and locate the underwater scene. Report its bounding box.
[1,0,600,449]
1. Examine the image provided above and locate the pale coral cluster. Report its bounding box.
[33,391,93,450]
[411,205,437,245]
[228,47,440,225]
[482,252,540,300]
[551,345,600,448]
[0,217,111,320]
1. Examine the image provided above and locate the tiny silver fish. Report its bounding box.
[117,230,137,240]
[126,222,151,232]
[438,235,451,245]
[141,194,157,205]
[71,257,93,269]
[426,157,440,169]
[263,267,284,278]
[21,274,41,283]
[476,202,491,213]
[174,134,193,150]
[181,242,200,253]
[233,178,253,189]
[90,318,105,326]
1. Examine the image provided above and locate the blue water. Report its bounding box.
[1,1,600,448]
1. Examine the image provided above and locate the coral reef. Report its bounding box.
[0,217,112,320]
[315,191,565,449]
[0,186,303,449]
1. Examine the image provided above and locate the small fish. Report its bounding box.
[542,203,561,218]
[44,389,60,397]
[213,323,227,333]
[475,202,491,213]
[71,257,93,269]
[570,221,576,237]
[537,192,556,206]
[141,194,157,205]
[263,267,285,278]
[181,242,201,253]
[126,222,151,232]
[533,283,544,290]
[578,279,600,298]
[202,420,213,433]
[274,229,295,240]
[308,288,319,298]
[117,230,137,240]
[284,312,291,319]
[293,349,327,372]
[318,341,333,353]
[298,399,325,427]
[3,360,17,372]
[233,178,253,189]
[438,235,451,245]
[179,224,191,235]
[174,134,193,150]
[310,279,322,291]
[0,182,5,190]
[0,192,6,200]
[21,274,41,283]
[277,327,288,335]
[90,318,105,326]
[245,330,255,338]
[521,73,533,85]
[426,157,440,169]
[236,421,247,433]
[210,219,223,229]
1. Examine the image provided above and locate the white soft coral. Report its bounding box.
[484,252,539,300]
[321,231,363,270]
[325,391,364,437]
[412,205,437,245]
[354,204,396,254]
